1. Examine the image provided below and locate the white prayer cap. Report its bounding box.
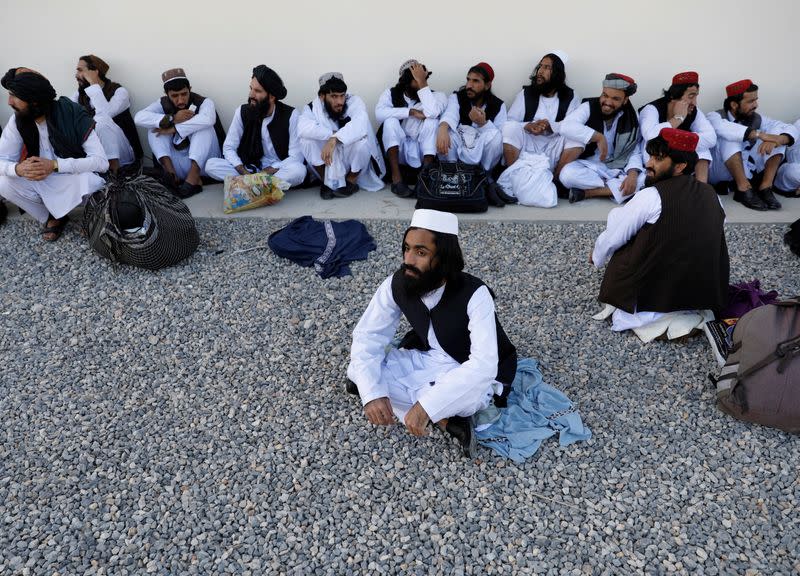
[550,50,569,66]
[399,59,420,76]
[410,209,459,236]
[318,71,344,86]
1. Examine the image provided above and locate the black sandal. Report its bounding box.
[41,216,68,242]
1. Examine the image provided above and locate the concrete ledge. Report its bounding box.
[183,183,800,224]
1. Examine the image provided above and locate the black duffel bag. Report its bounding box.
[415,160,489,213]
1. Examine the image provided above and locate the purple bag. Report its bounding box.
[719,280,779,319]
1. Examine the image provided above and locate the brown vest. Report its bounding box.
[599,174,729,314]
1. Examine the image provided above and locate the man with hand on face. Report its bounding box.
[591,128,729,333]
[71,55,142,175]
[347,209,518,458]
[205,65,306,188]
[559,73,644,204]
[297,72,385,199]
[707,79,798,211]
[134,68,225,198]
[0,67,108,241]
[375,59,447,198]
[502,51,580,183]
[639,72,716,183]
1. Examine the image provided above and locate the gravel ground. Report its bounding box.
[0,216,798,576]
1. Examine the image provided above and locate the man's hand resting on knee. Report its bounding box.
[364,397,395,426]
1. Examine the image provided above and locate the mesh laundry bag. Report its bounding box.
[82,174,199,270]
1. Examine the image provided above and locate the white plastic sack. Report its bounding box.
[498,152,557,208]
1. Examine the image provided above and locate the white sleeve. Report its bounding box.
[418,87,447,119]
[222,107,244,167]
[283,109,306,167]
[56,129,109,174]
[761,115,799,144]
[559,101,595,145]
[0,116,24,176]
[707,110,748,143]
[439,93,460,129]
[550,92,581,135]
[592,186,662,267]
[297,102,334,141]
[691,109,717,151]
[85,84,131,118]
[506,90,525,122]
[639,104,671,142]
[346,276,403,405]
[417,285,500,423]
[174,98,217,138]
[375,88,409,124]
[483,102,507,132]
[134,100,167,129]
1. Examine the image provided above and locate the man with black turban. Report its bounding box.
[205,65,306,188]
[71,54,142,174]
[0,67,108,240]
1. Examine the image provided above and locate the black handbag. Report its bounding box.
[415,160,489,213]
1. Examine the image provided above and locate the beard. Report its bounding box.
[399,263,445,297]
[465,88,485,105]
[248,97,273,117]
[645,165,676,187]
[535,77,555,95]
[736,110,756,125]
[405,86,420,102]
[77,77,90,90]
[325,99,346,120]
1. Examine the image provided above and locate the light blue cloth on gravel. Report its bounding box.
[474,358,591,462]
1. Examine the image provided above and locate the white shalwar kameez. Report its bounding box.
[559,102,645,203]
[438,93,507,171]
[205,106,307,187]
[0,116,108,222]
[706,110,798,184]
[775,118,800,193]
[347,276,502,424]
[134,98,221,180]
[70,85,135,166]
[375,86,447,168]
[638,104,716,164]
[591,186,723,334]
[502,90,580,170]
[297,94,385,191]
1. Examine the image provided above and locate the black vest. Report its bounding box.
[640,96,696,131]
[78,81,144,159]
[579,97,640,162]
[456,89,503,126]
[598,174,729,314]
[237,100,293,167]
[390,270,518,405]
[160,92,227,149]
[523,86,574,123]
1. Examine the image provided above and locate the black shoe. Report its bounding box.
[773,186,799,198]
[757,187,782,210]
[176,181,203,199]
[320,184,335,200]
[568,188,585,204]
[345,380,360,396]
[494,182,518,204]
[333,181,360,198]
[485,180,506,207]
[445,415,477,458]
[554,179,569,199]
[733,188,768,211]
[390,181,414,198]
[713,181,731,196]
[0,201,7,226]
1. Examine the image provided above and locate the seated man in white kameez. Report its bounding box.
[707,79,798,211]
[559,73,645,204]
[134,68,224,198]
[347,209,518,458]
[591,128,729,338]
[297,72,385,200]
[72,55,142,175]
[639,71,716,183]
[375,59,447,198]
[0,68,108,241]
[205,65,306,188]
[502,51,579,191]
[436,62,507,174]
[774,117,800,197]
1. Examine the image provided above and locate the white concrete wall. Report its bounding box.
[2,0,799,155]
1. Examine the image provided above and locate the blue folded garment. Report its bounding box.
[475,358,591,462]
